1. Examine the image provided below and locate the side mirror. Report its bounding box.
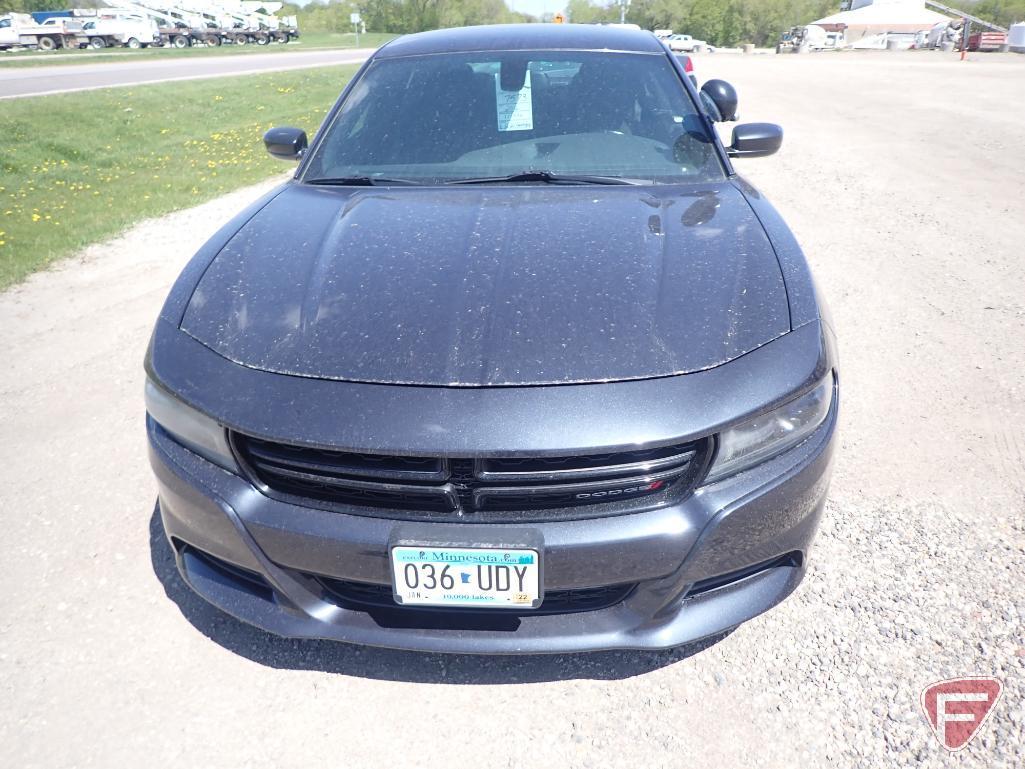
[700,79,738,122]
[728,123,783,158]
[263,126,308,161]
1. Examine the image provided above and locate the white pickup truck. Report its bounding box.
[666,34,709,53]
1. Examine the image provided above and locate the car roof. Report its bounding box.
[375,23,665,59]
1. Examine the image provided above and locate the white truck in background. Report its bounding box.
[2,2,298,52]
[80,11,159,48]
[667,33,709,53]
[116,0,299,46]
[1,8,159,50]
[0,13,83,50]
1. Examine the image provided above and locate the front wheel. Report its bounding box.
[172,34,189,48]
[234,34,248,45]
[126,37,141,49]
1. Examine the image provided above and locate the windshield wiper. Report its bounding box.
[305,176,421,186]
[446,171,643,186]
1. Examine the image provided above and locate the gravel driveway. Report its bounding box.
[1,52,1023,768]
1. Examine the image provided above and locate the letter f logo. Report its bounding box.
[921,677,1002,751]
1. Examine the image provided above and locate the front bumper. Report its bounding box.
[149,390,837,654]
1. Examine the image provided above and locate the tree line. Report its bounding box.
[284,0,1023,45]
[1,0,1020,46]
[570,0,838,45]
[278,0,531,34]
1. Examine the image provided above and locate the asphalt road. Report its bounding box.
[0,47,373,99]
[1,52,1023,768]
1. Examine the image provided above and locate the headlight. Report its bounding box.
[145,378,236,471]
[706,375,834,483]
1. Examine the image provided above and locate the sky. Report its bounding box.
[506,0,568,17]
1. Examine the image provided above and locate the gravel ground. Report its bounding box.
[1,51,1023,768]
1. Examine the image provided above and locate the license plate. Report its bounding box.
[390,545,542,609]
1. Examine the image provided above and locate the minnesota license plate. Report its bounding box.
[390,546,542,609]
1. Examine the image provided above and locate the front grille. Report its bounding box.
[318,576,635,615]
[231,433,710,521]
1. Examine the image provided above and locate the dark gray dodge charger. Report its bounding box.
[146,24,838,653]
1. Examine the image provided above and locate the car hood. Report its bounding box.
[181,182,790,387]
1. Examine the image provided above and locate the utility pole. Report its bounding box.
[618,0,630,24]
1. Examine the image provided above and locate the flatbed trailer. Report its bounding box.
[967,31,1007,51]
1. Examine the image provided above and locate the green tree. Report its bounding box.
[970,0,1025,27]
[0,0,78,13]
[566,0,614,24]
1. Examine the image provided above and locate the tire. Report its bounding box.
[234,34,248,45]
[126,37,141,49]
[37,36,57,51]
[205,35,221,47]
[273,32,286,43]
[256,33,269,45]
[89,37,106,49]
[172,34,189,48]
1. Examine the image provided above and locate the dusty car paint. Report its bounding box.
[181,183,789,386]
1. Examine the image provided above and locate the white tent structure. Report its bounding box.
[812,0,951,40]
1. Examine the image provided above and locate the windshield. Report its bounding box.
[302,51,724,185]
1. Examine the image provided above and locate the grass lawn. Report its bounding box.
[0,32,395,68]
[0,64,357,289]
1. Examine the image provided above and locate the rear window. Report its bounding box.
[303,51,723,185]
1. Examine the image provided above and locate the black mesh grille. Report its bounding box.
[257,474,454,512]
[232,433,709,521]
[479,444,697,476]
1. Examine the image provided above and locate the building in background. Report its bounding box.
[812,0,951,41]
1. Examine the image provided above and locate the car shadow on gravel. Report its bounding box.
[148,503,727,683]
